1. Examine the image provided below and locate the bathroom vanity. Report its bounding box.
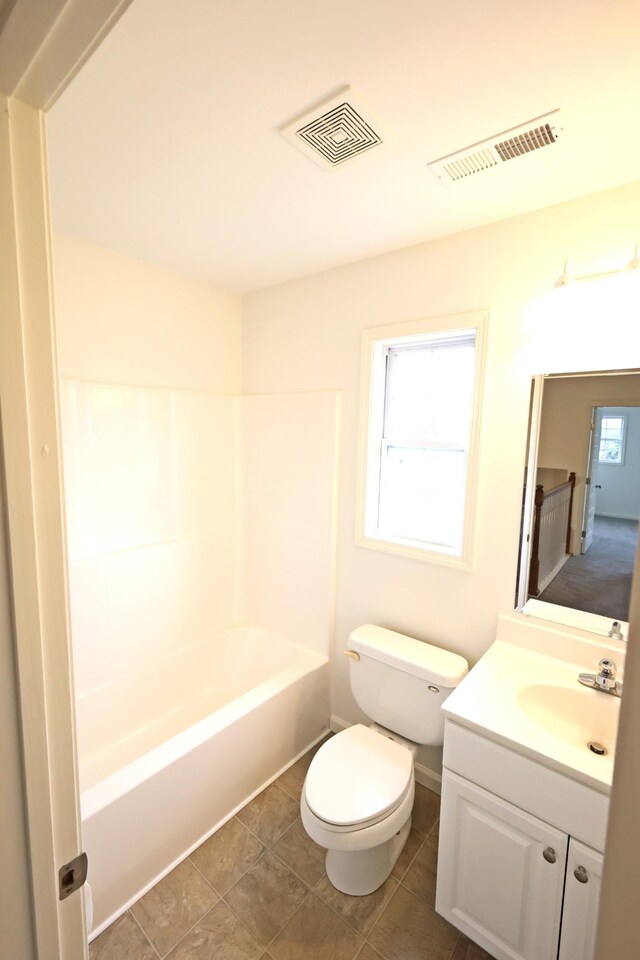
[436,613,623,960]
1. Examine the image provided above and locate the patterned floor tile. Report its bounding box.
[268,892,363,960]
[401,830,438,905]
[89,912,157,960]
[411,784,440,837]
[355,946,384,960]
[131,858,216,957]
[191,817,265,894]
[237,784,300,846]
[367,885,457,960]
[390,827,424,881]
[314,873,397,936]
[225,850,309,945]
[272,818,326,887]
[451,935,498,959]
[165,901,261,960]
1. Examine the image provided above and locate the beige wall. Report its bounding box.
[0,433,36,960]
[243,179,640,775]
[53,232,242,391]
[538,375,640,553]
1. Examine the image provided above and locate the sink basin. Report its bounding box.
[516,682,619,755]
[441,617,626,791]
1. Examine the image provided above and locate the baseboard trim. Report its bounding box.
[330,714,442,795]
[595,512,640,522]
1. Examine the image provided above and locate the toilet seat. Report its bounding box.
[304,724,414,829]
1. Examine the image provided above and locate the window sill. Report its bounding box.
[355,531,473,570]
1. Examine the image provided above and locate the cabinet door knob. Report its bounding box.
[574,865,589,883]
[543,847,557,864]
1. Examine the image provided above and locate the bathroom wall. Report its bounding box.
[54,235,244,697]
[242,392,340,657]
[53,233,242,391]
[243,179,640,775]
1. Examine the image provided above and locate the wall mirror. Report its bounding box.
[516,369,640,637]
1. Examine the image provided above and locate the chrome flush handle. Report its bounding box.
[343,650,360,662]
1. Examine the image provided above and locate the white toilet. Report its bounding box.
[301,624,468,896]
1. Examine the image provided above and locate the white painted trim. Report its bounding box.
[355,310,489,571]
[595,512,640,521]
[0,0,134,108]
[536,552,570,596]
[517,375,545,610]
[0,97,85,960]
[329,714,442,795]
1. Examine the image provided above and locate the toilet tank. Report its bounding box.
[347,625,468,746]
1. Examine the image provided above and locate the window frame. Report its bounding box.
[356,311,488,570]
[597,414,627,466]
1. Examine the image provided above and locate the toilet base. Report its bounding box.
[325,815,412,896]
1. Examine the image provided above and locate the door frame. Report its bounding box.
[0,4,133,958]
[581,406,601,554]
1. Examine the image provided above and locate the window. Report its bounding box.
[598,415,626,464]
[359,312,487,568]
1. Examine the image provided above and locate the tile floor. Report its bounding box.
[89,737,495,960]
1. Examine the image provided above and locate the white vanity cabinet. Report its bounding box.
[436,721,608,960]
[558,839,604,960]
[437,770,567,960]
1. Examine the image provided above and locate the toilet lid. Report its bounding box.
[304,725,413,827]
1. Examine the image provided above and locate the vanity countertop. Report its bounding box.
[442,613,624,794]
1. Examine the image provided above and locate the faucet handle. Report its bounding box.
[597,658,617,690]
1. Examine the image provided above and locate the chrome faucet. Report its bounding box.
[607,621,624,641]
[578,658,623,698]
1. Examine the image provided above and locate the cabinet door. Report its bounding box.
[436,770,567,960]
[558,839,603,960]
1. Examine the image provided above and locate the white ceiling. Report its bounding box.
[47,0,640,293]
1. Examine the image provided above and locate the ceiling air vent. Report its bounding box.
[281,87,385,169]
[428,110,562,184]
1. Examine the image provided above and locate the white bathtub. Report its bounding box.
[78,626,329,937]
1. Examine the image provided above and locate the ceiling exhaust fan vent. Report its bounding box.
[428,110,562,184]
[281,87,384,169]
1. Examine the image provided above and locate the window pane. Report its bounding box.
[378,446,466,549]
[599,438,622,462]
[600,417,623,440]
[384,342,475,442]
[598,416,624,463]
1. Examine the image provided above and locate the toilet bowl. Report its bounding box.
[300,624,468,896]
[301,724,416,894]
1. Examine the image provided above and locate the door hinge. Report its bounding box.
[58,852,88,900]
[585,477,591,486]
[582,530,586,537]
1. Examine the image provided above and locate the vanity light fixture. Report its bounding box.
[554,259,574,288]
[553,244,640,287]
[627,242,640,271]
